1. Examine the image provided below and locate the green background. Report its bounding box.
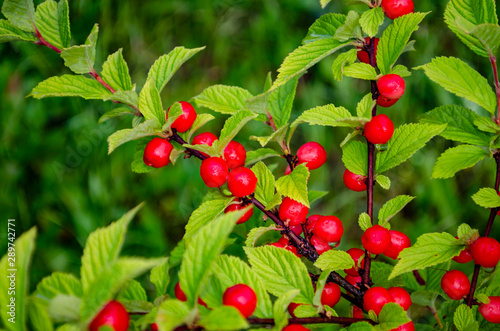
[1,0,499,314]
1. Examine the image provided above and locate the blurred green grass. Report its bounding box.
[1,0,499,291]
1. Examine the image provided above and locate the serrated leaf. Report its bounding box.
[431,145,487,179]
[266,192,283,211]
[332,49,358,81]
[334,11,362,42]
[245,246,315,304]
[117,279,148,302]
[314,250,355,271]
[246,225,279,247]
[107,119,161,154]
[389,232,463,279]
[186,113,215,142]
[250,125,288,149]
[198,306,249,330]
[416,57,497,114]
[163,102,183,131]
[268,77,298,128]
[193,85,253,115]
[420,105,491,146]
[474,116,500,134]
[213,255,273,318]
[377,12,427,74]
[0,19,36,42]
[105,90,139,108]
[359,213,371,231]
[347,322,374,331]
[457,223,473,238]
[48,294,81,323]
[29,74,113,100]
[472,24,500,56]
[28,297,54,331]
[356,93,374,118]
[245,148,281,166]
[304,13,346,44]
[101,49,133,91]
[309,190,328,204]
[138,79,165,126]
[184,197,233,241]
[343,63,378,80]
[217,109,258,152]
[378,195,415,223]
[156,299,190,331]
[342,141,368,176]
[471,187,500,208]
[2,0,35,32]
[36,272,82,300]
[376,175,391,190]
[374,303,410,331]
[275,164,310,207]
[147,46,205,92]
[150,259,169,297]
[34,0,68,50]
[454,304,479,331]
[371,262,405,288]
[390,64,412,77]
[359,7,384,37]
[98,107,134,124]
[376,123,446,174]
[274,290,300,330]
[293,304,318,318]
[60,24,98,74]
[252,162,276,206]
[131,139,154,174]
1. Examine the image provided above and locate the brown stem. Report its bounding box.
[489,55,500,121]
[413,270,426,286]
[169,132,208,160]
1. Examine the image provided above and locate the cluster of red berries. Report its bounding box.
[362,226,411,259]
[288,282,341,318]
[88,300,129,331]
[452,236,500,268]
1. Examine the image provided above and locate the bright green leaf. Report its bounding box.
[267,77,298,128]
[378,195,415,223]
[252,162,276,206]
[156,299,190,331]
[101,49,133,91]
[314,250,355,271]
[472,23,500,56]
[245,225,279,247]
[98,107,134,124]
[304,13,346,44]
[359,213,371,231]
[150,259,169,297]
[332,49,358,81]
[184,197,233,241]
[139,79,165,126]
[454,304,479,331]
[60,24,98,74]
[2,0,35,32]
[28,74,113,100]
[376,174,391,190]
[273,290,300,330]
[431,145,487,179]
[198,306,249,330]
[334,11,362,42]
[0,19,36,42]
[107,119,161,154]
[193,85,253,115]
[471,187,500,208]
[374,303,410,331]
[245,148,281,166]
[34,0,68,50]
[36,272,82,300]
[356,93,374,118]
[217,109,258,152]
[342,141,368,176]
[343,63,378,80]
[359,7,384,37]
[275,164,310,207]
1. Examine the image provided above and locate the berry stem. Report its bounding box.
[35,28,62,53]
[489,55,500,122]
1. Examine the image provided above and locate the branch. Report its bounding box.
[489,55,500,122]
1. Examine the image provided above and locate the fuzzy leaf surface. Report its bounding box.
[314,250,355,271]
[332,49,358,81]
[432,145,487,179]
[304,13,346,44]
[245,148,281,166]
[217,109,258,152]
[252,162,276,206]
[0,19,36,42]
[184,197,233,241]
[359,7,384,37]
[60,24,98,74]
[2,0,35,32]
[193,85,253,115]
[102,49,133,91]
[471,187,500,208]
[139,79,165,126]
[275,164,310,207]
[342,141,368,176]
[29,75,113,100]
[198,306,249,330]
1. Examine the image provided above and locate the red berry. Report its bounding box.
[151,323,159,331]
[168,101,197,133]
[290,224,303,236]
[479,296,500,323]
[352,305,364,319]
[285,165,292,175]
[343,169,367,192]
[441,270,471,300]
[364,114,395,145]
[357,37,379,65]
[321,282,341,307]
[345,248,365,276]
[363,287,394,315]
[143,138,173,168]
[306,215,322,233]
[269,242,285,248]
[310,235,332,255]
[453,247,473,264]
[278,236,290,246]
[88,300,129,331]
[384,230,411,260]
[388,287,412,311]
[224,141,247,169]
[377,95,399,108]
[279,197,309,226]
[174,281,187,301]
[381,0,414,20]
[391,321,415,331]
[192,132,218,157]
[377,74,406,100]
[470,237,500,268]
[222,284,257,318]
[362,225,392,255]
[288,302,302,318]
[346,275,362,287]
[285,244,301,258]
[227,167,257,197]
[224,202,254,224]
[296,142,327,170]
[313,216,344,243]
[282,325,311,331]
[200,157,229,187]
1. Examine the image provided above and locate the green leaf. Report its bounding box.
[474,116,500,134]
[101,49,133,91]
[332,49,358,81]
[389,232,463,279]
[376,174,391,190]
[0,19,36,42]
[374,303,410,331]
[57,0,70,47]
[416,57,497,114]
[378,195,415,224]
[163,102,183,131]
[98,107,134,124]
[28,297,54,331]
[457,223,473,238]
[179,211,241,306]
[131,139,154,174]
[80,204,143,292]
[377,12,427,74]
[212,255,273,318]
[304,13,346,44]
[156,299,191,331]
[0,227,36,331]
[193,85,253,115]
[184,197,233,241]
[216,109,258,153]
[250,125,288,149]
[444,0,498,58]
[334,11,362,42]
[107,119,161,154]
[390,64,412,77]
[356,93,374,118]
[320,0,332,9]
[266,193,283,211]
[471,187,500,208]
[186,113,216,142]
[343,63,378,80]
[60,24,98,74]
[293,304,318,318]
[454,304,479,331]
[245,148,281,166]
[359,213,371,231]
[36,272,82,300]
[342,141,368,176]
[139,79,165,126]
[245,246,315,305]
[371,262,405,288]
[347,322,375,331]
[105,90,138,107]
[471,23,500,56]
[28,74,113,100]
[1,0,35,32]
[198,306,249,330]
[309,190,328,204]
[419,105,491,146]
[48,294,81,323]
[34,0,69,50]
[275,164,310,207]
[147,46,205,93]
[273,290,300,330]
[359,7,384,37]
[252,162,276,206]
[150,259,169,297]
[245,225,278,247]
[313,269,332,309]
[431,145,487,179]
[376,124,447,174]
[118,279,148,302]
[314,250,355,271]
[267,77,298,128]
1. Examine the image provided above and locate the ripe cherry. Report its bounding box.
[453,247,473,264]
[381,0,414,20]
[296,142,327,170]
[174,282,206,307]
[441,270,471,300]
[313,216,344,243]
[377,95,399,108]
[278,197,309,226]
[321,282,341,307]
[310,235,332,255]
[306,214,322,233]
[357,37,379,65]
[224,202,254,224]
[364,114,395,145]
[282,325,311,331]
[469,237,500,268]
[200,157,229,187]
[362,225,392,255]
[388,287,412,311]
[288,302,302,318]
[346,275,362,288]
[88,300,129,331]
[222,284,257,318]
[363,287,394,315]
[352,305,364,319]
[192,132,218,157]
[391,321,415,331]
[143,138,173,168]
[285,165,292,175]
[384,230,411,260]
[290,224,303,236]
[224,141,247,169]
[227,167,257,197]
[168,101,197,133]
[150,323,159,331]
[377,74,406,100]
[343,169,367,192]
[345,248,365,276]
[479,296,500,323]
